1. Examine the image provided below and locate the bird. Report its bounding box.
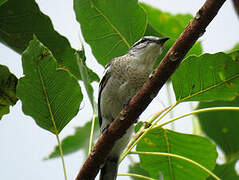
[98,36,169,180]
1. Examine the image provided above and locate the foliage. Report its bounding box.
[74,0,147,66]
[141,3,202,66]
[0,0,98,81]
[136,128,217,179]
[17,37,83,134]
[172,52,239,102]
[0,65,18,119]
[197,98,239,160]
[0,0,238,179]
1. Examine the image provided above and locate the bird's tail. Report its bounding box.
[100,157,119,180]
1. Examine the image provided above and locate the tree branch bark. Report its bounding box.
[76,0,226,179]
[232,0,239,18]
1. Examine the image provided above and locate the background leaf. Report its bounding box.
[140,3,202,66]
[136,128,217,180]
[227,43,239,54]
[0,0,98,81]
[74,0,147,66]
[197,98,239,160]
[172,52,239,102]
[207,161,239,180]
[76,50,98,110]
[128,163,152,180]
[0,0,7,6]
[0,64,18,119]
[46,119,99,159]
[17,37,82,134]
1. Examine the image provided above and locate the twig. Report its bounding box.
[75,0,227,179]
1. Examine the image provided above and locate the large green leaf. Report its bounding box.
[141,3,202,65]
[136,128,217,180]
[74,0,147,65]
[17,37,83,134]
[172,52,239,102]
[46,119,99,159]
[207,161,239,180]
[0,0,98,81]
[197,98,239,160]
[0,64,18,119]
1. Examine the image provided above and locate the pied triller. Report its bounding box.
[98,36,169,180]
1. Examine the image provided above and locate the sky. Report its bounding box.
[0,0,239,180]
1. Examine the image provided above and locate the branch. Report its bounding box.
[76,0,226,179]
[232,0,239,18]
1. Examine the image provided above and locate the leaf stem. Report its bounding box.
[118,173,156,180]
[56,134,67,180]
[130,151,220,180]
[122,106,171,157]
[88,112,97,154]
[120,103,178,162]
[153,106,239,130]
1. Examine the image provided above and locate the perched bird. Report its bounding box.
[98,36,169,180]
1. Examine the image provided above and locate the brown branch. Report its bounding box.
[76,0,226,179]
[232,0,239,18]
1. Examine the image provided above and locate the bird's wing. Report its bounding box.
[98,61,112,127]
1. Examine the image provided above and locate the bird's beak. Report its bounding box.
[156,37,170,45]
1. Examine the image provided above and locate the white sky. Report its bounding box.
[0,0,238,180]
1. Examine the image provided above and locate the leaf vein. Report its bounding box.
[88,0,130,48]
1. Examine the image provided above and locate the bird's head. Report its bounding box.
[128,36,169,63]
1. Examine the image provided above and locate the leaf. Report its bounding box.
[17,37,83,134]
[136,128,217,180]
[0,0,7,6]
[207,161,239,180]
[76,50,97,110]
[172,52,239,102]
[128,163,152,180]
[141,3,202,65]
[227,43,239,54]
[0,0,99,81]
[46,119,99,159]
[74,0,147,66]
[0,64,18,119]
[197,98,239,160]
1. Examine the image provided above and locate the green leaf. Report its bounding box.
[76,50,97,110]
[46,119,99,159]
[136,128,217,180]
[207,161,239,180]
[17,37,83,134]
[197,98,239,160]
[128,163,152,180]
[0,0,98,81]
[172,52,239,102]
[0,64,18,119]
[0,0,7,6]
[141,3,202,65]
[228,49,239,62]
[227,43,239,54]
[74,0,147,66]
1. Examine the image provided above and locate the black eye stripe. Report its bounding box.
[131,38,148,48]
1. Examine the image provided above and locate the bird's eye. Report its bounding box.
[140,38,147,43]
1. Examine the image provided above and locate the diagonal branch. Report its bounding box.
[232,0,239,18]
[76,0,227,179]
